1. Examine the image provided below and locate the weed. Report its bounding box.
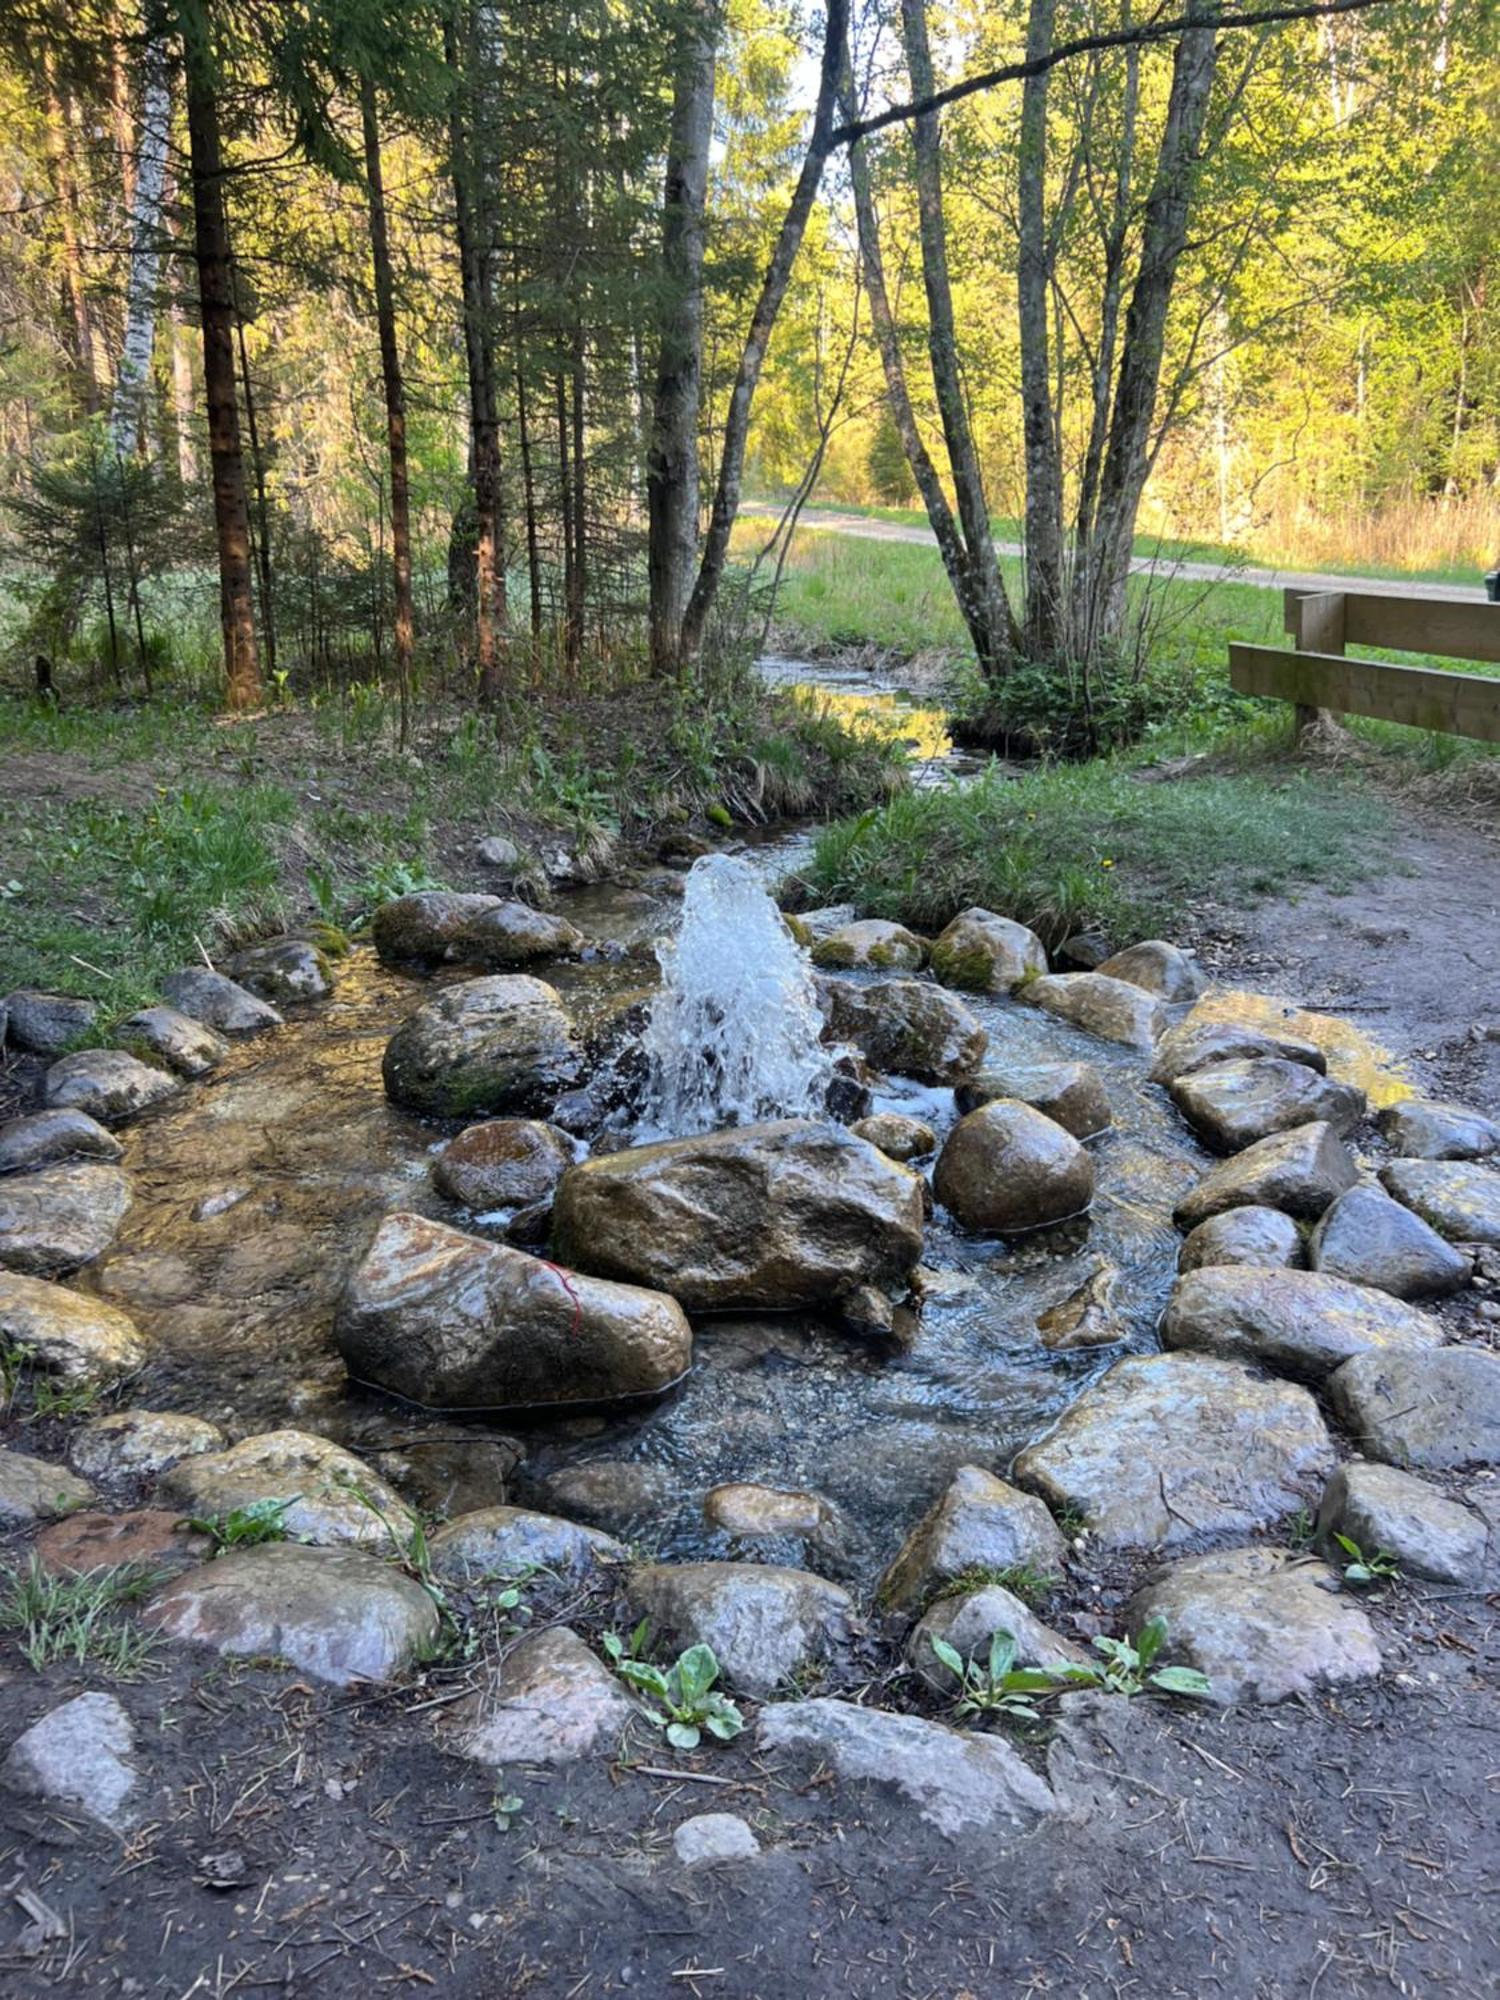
[929,1562,1062,1611]
[602,1634,745,1750]
[1053,1617,1214,1700]
[1283,1506,1317,1550]
[26,1375,104,1422]
[928,1630,1059,1725]
[1333,1535,1402,1587]
[0,1555,167,1677]
[188,1497,295,1553]
[491,1790,525,1832]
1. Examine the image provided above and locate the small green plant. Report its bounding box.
[1055,1617,1214,1700]
[26,1375,103,1422]
[0,1555,168,1677]
[929,1562,1062,1611]
[1333,1534,1402,1587]
[1283,1505,1316,1550]
[928,1630,1060,1724]
[1,1341,32,1414]
[188,1497,295,1553]
[491,1790,525,1831]
[603,1635,745,1750]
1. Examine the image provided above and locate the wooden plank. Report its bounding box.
[1291,592,1345,654]
[1229,644,1500,744]
[1281,588,1500,663]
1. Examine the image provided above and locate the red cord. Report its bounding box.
[537,1258,584,1337]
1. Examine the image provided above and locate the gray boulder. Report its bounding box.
[161,966,282,1035]
[934,1100,1093,1235]
[1125,1547,1380,1704]
[0,1162,132,1275]
[0,1446,95,1526]
[162,1428,416,1547]
[928,908,1047,993]
[626,1561,858,1697]
[1174,1121,1358,1229]
[1316,1460,1489,1586]
[336,1211,692,1409]
[223,937,334,1003]
[68,1409,225,1482]
[455,901,585,968]
[1376,1099,1500,1161]
[1150,1016,1326,1087]
[432,1118,574,1210]
[476,833,523,872]
[1160,1266,1445,1381]
[3,989,97,1055]
[878,1465,1066,1615]
[44,1048,180,1124]
[1023,972,1167,1050]
[1309,1183,1470,1299]
[0,1271,145,1386]
[811,919,926,971]
[816,975,987,1083]
[1327,1347,1500,1470]
[442,1627,639,1765]
[1380,1159,1500,1247]
[371,891,501,963]
[115,1005,228,1078]
[3,1692,140,1829]
[957,1059,1111,1140]
[382,975,579,1118]
[427,1505,627,1582]
[0,1107,122,1175]
[1095,940,1207,1002]
[552,1119,924,1311]
[1178,1205,1304,1273]
[1169,1058,1364,1153]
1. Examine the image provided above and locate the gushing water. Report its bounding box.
[636,853,835,1139]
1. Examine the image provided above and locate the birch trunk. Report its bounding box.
[361,79,413,745]
[109,35,172,456]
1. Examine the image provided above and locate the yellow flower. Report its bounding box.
[1100,858,1114,869]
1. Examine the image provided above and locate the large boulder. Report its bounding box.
[371,891,502,964]
[878,1465,1067,1615]
[933,1101,1094,1235]
[2,989,97,1055]
[43,1048,180,1125]
[162,1428,416,1547]
[382,975,579,1118]
[161,966,282,1035]
[1160,1266,1445,1381]
[0,1107,122,1175]
[223,937,334,1004]
[1315,1461,1490,1587]
[335,1212,692,1409]
[115,1005,228,1078]
[1178,1206,1304,1274]
[427,1506,627,1583]
[1022,972,1167,1050]
[1014,1353,1334,1550]
[816,976,987,1084]
[0,1271,145,1387]
[1174,1122,1358,1230]
[811,919,925,972]
[1150,1017,1326,1087]
[956,1059,1111,1140]
[1379,1159,1500,1247]
[1309,1183,1470,1299]
[432,1118,574,1210]
[1095,940,1207,1002]
[0,1162,132,1276]
[456,901,585,967]
[929,909,1047,994]
[625,1561,859,1697]
[1327,1348,1500,1470]
[1169,1059,1364,1153]
[1124,1548,1380,1705]
[551,1119,925,1311]
[1376,1099,1500,1162]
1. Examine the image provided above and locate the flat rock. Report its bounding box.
[957,1059,1112,1140]
[1377,1099,1500,1161]
[3,989,97,1055]
[1327,1347,1500,1469]
[162,1428,416,1546]
[223,937,333,1003]
[68,1409,225,1482]
[145,1542,439,1684]
[1174,1122,1358,1229]
[1170,1058,1364,1153]
[879,1465,1067,1615]
[0,1271,145,1386]
[673,1813,761,1866]
[848,1112,936,1161]
[44,1048,180,1125]
[816,976,988,1084]
[371,891,503,963]
[1316,1460,1489,1586]
[758,1698,1057,1837]
[0,1107,124,1174]
[432,1118,574,1210]
[625,1561,859,1697]
[1014,1354,1334,1550]
[161,966,282,1035]
[382,975,579,1118]
[115,1005,228,1078]
[336,1213,692,1409]
[934,1101,1094,1235]
[1036,1263,1122,1350]
[0,1447,95,1526]
[811,919,926,971]
[3,1692,139,1829]
[1151,1017,1326,1086]
[928,909,1047,993]
[1023,973,1167,1050]
[704,1482,845,1555]
[1309,1183,1470,1299]
[1178,1206,1305,1273]
[427,1505,627,1582]
[443,1626,639,1765]
[36,1506,207,1575]
[1095,940,1207,1002]
[0,1162,133,1275]
[552,1119,924,1312]
[907,1585,1085,1692]
[1160,1266,1445,1381]
[1380,1159,1500,1247]
[1125,1547,1380,1704]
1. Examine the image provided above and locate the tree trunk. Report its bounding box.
[232,276,276,680]
[183,20,261,710]
[646,0,717,674]
[361,78,413,745]
[109,32,172,456]
[569,320,587,663]
[1017,0,1065,661]
[170,296,198,483]
[42,62,100,416]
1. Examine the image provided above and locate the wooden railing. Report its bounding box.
[1228,587,1500,744]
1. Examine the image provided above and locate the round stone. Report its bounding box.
[432,1118,574,1210]
[1178,1206,1305,1273]
[934,1100,1094,1235]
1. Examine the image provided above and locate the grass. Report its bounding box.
[0,1554,167,1677]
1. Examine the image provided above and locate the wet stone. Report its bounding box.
[1376,1099,1500,1162]
[426,1505,627,1583]
[2,989,98,1055]
[1309,1183,1471,1299]
[811,919,926,972]
[1125,1547,1380,1705]
[1095,940,1208,1003]
[67,1409,225,1482]
[432,1118,574,1211]
[43,1048,179,1126]
[1178,1206,1305,1274]
[848,1112,937,1162]
[455,902,586,968]
[704,1482,845,1555]
[1160,1266,1445,1381]
[625,1561,859,1698]
[907,1585,1086,1693]
[1327,1347,1500,1470]
[540,1460,675,1534]
[0,1162,133,1276]
[928,908,1047,994]
[371,891,505,964]
[115,1005,229,1078]
[223,938,334,1004]
[0,1447,95,1526]
[162,1428,416,1548]
[1316,1460,1489,1587]
[0,1271,146,1386]
[381,974,579,1118]
[0,1107,124,1175]
[957,1059,1112,1141]
[443,1627,639,1766]
[758,1699,1057,1838]
[878,1465,1067,1616]
[1174,1122,1359,1230]
[1014,1353,1334,1551]
[673,1813,761,1866]
[161,966,282,1035]
[1169,1058,1365,1153]
[1035,1263,1121,1351]
[1150,1017,1326,1087]
[933,1101,1094,1236]
[815,976,988,1084]
[1380,1159,1500,1248]
[1023,972,1167,1051]
[3,1692,140,1829]
[145,1542,440,1685]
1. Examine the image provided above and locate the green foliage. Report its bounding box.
[1333,1534,1402,1588]
[1057,1618,1214,1701]
[603,1632,746,1751]
[0,1554,167,1677]
[930,1562,1062,1612]
[188,1497,296,1554]
[865,413,917,507]
[928,1630,1061,1724]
